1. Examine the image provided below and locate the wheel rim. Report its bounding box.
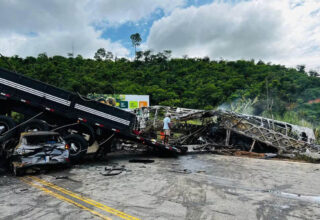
[69,142,81,156]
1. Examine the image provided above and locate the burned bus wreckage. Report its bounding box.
[134,106,320,160]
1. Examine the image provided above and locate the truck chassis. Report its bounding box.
[0,68,180,163]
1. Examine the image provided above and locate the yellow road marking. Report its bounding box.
[20,177,112,220]
[27,176,140,220]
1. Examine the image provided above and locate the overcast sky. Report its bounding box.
[0,0,319,70]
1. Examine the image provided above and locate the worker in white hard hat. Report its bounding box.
[163,114,171,145]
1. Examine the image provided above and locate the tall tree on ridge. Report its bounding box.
[130,33,142,59]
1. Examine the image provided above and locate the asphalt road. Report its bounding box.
[0,153,320,220]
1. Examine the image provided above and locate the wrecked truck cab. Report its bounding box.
[11,131,70,176]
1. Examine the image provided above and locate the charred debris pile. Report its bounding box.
[134,106,320,161]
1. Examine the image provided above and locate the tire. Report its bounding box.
[2,138,18,157]
[70,123,95,146]
[0,115,16,141]
[20,119,49,132]
[64,134,88,161]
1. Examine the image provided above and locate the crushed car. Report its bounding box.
[11,131,70,176]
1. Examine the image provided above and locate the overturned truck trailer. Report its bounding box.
[0,68,181,165]
[136,106,320,160]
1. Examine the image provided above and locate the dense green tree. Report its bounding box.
[1,51,320,128]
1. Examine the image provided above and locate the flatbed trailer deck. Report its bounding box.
[0,68,180,160]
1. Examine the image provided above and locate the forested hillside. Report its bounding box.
[1,51,320,128]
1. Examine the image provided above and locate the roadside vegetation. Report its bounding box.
[0,49,320,140]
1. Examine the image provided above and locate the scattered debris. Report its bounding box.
[100,165,126,176]
[169,169,192,174]
[129,159,155,164]
[264,153,278,159]
[196,170,206,173]
[55,176,69,180]
[234,151,266,158]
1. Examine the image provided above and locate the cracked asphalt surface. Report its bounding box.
[1,153,320,220]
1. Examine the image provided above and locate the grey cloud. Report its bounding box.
[147,3,286,60]
[0,0,87,35]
